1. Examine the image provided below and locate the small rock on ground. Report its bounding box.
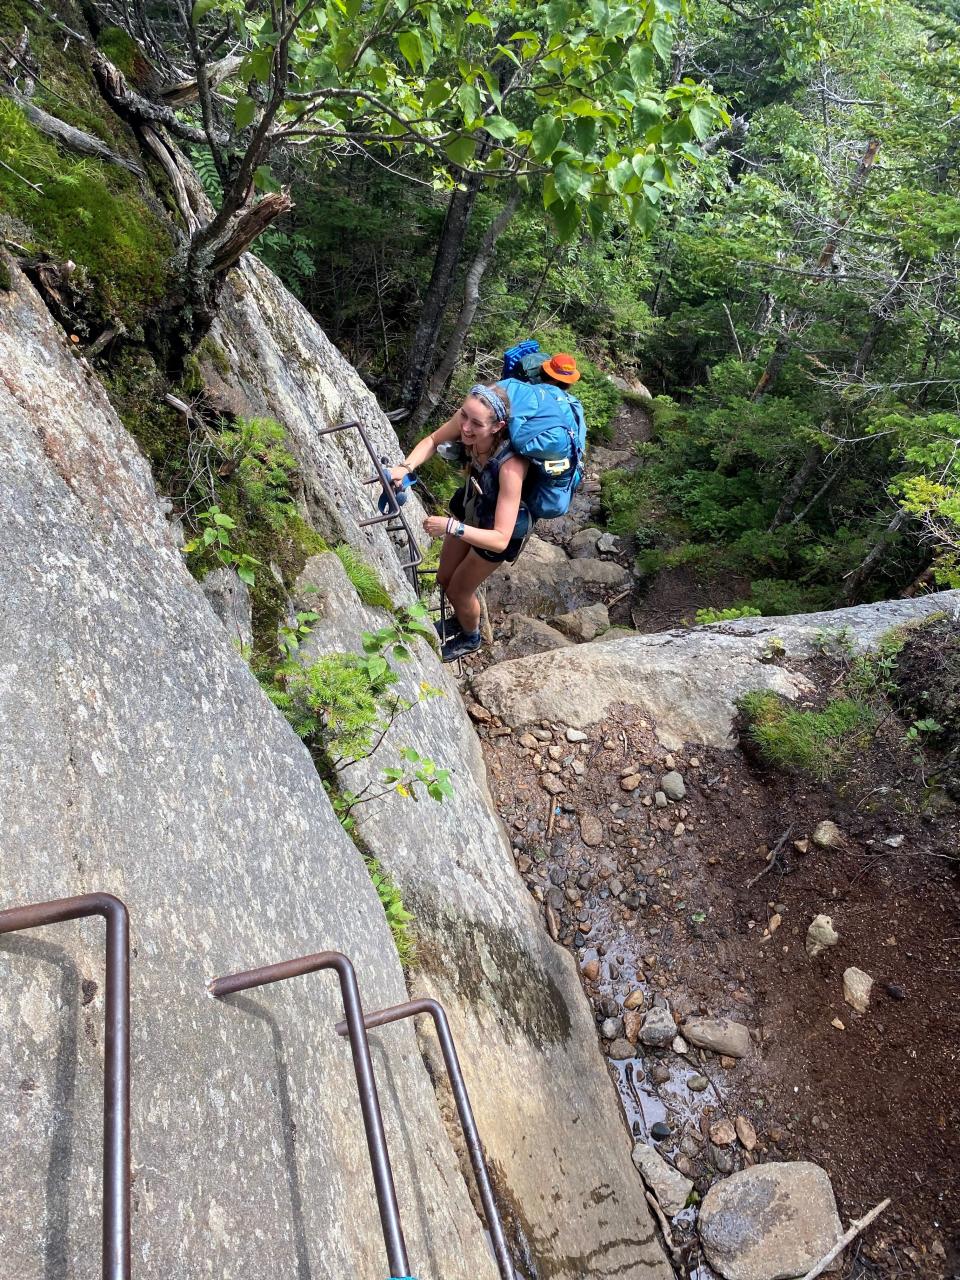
[735,1116,757,1151]
[640,1006,676,1047]
[806,913,839,958]
[607,1038,635,1060]
[843,965,874,1012]
[684,1016,751,1058]
[698,1161,843,1280]
[632,1143,694,1216]
[579,813,603,847]
[660,770,686,800]
[709,1117,737,1146]
[812,819,844,849]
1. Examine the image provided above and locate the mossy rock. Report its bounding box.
[0,100,173,327]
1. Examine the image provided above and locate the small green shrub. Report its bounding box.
[696,604,762,625]
[748,577,832,616]
[364,857,416,966]
[213,417,300,532]
[334,543,393,610]
[738,690,876,780]
[183,506,261,585]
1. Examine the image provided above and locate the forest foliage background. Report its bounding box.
[1,0,959,613]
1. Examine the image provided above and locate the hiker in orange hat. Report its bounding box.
[539,352,582,386]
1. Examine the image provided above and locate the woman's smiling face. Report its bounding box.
[459,394,499,450]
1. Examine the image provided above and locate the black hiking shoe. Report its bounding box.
[434,615,463,642]
[441,630,482,663]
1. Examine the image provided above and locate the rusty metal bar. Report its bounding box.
[335,997,515,1280]
[315,410,423,589]
[209,951,413,1279]
[0,893,131,1280]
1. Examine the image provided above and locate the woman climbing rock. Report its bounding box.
[391,382,532,662]
[391,355,587,663]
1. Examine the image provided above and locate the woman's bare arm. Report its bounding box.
[454,456,528,552]
[390,415,463,482]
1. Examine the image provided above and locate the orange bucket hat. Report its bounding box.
[541,352,581,384]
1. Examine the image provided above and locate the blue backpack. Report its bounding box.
[501,339,549,384]
[499,377,588,521]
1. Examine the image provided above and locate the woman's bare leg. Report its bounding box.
[437,534,471,593]
[445,550,501,633]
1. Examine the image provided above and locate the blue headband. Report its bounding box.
[468,384,507,423]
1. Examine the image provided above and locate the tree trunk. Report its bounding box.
[748,293,775,360]
[840,508,909,602]
[400,172,484,418]
[768,441,825,532]
[768,306,893,531]
[411,190,521,430]
[750,322,794,400]
[816,138,881,274]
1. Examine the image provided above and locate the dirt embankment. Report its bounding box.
[470,688,960,1279]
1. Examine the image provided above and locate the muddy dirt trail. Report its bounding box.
[469,698,960,1279]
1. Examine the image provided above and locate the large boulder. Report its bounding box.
[292,553,672,1279]
[698,1162,843,1280]
[499,614,573,661]
[484,536,631,619]
[552,603,610,643]
[0,263,495,1280]
[567,528,603,559]
[472,595,960,748]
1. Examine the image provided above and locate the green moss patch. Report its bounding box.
[0,100,172,327]
[738,690,876,781]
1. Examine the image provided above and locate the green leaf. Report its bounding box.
[397,29,423,70]
[633,97,663,131]
[237,564,256,586]
[628,42,655,86]
[553,161,581,201]
[551,199,581,241]
[465,9,493,25]
[422,78,451,111]
[234,95,257,129]
[191,0,218,25]
[479,69,503,109]
[458,82,481,123]
[574,117,597,155]
[651,20,674,64]
[445,135,477,167]
[249,50,272,84]
[483,115,518,140]
[585,199,605,237]
[688,101,714,142]
[532,114,564,161]
[254,164,280,192]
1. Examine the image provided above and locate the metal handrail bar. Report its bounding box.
[335,997,515,1280]
[0,893,131,1280]
[316,410,423,588]
[209,951,413,1280]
